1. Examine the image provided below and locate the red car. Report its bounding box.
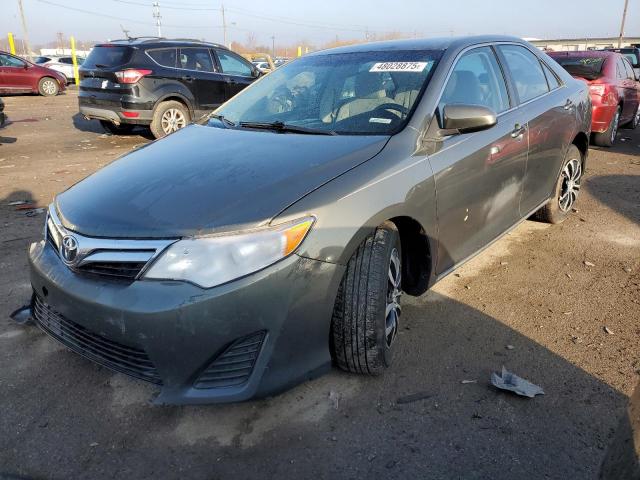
[0,51,66,97]
[549,50,640,147]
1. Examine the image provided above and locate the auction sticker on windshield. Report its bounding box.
[369,62,429,72]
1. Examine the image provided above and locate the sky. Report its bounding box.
[1,0,638,49]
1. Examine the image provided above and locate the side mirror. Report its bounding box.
[251,68,261,78]
[442,104,497,134]
[23,63,29,70]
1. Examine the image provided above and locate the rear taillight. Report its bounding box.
[114,69,152,84]
[589,84,606,96]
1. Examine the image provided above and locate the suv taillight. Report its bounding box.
[114,69,152,84]
[588,84,606,96]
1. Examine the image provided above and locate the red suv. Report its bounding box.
[0,51,66,96]
[549,50,640,146]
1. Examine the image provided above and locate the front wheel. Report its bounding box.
[331,222,402,375]
[593,106,620,147]
[534,144,583,224]
[38,77,59,96]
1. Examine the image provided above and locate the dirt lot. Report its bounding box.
[0,90,638,479]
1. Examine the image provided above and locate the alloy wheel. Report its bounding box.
[161,108,186,134]
[610,109,620,144]
[558,158,582,212]
[385,248,402,347]
[42,80,57,95]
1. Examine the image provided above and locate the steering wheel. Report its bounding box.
[369,103,409,117]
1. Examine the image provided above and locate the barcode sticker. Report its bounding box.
[369,62,428,72]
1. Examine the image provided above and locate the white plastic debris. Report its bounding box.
[491,366,544,398]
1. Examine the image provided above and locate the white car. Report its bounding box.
[36,56,85,83]
[252,61,271,73]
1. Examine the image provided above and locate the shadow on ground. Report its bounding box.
[0,288,628,479]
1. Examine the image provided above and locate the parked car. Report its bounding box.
[605,47,640,78]
[0,97,5,127]
[40,56,85,83]
[78,38,260,138]
[26,36,591,405]
[549,50,640,146]
[0,51,66,96]
[252,61,271,73]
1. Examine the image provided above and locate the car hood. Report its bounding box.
[56,124,389,238]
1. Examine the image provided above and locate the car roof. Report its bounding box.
[307,35,531,56]
[548,50,616,58]
[95,37,228,50]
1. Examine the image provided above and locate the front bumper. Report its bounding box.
[28,239,344,404]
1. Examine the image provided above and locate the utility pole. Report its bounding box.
[221,3,227,47]
[618,0,629,47]
[152,2,162,38]
[17,0,32,57]
[271,35,275,58]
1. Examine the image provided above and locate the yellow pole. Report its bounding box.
[8,32,16,55]
[297,45,302,57]
[70,36,80,86]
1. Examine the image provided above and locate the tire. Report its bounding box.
[331,221,402,375]
[534,144,583,224]
[38,77,59,96]
[99,120,135,135]
[150,100,190,139]
[622,104,640,130]
[593,106,620,147]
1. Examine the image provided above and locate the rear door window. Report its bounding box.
[147,48,177,68]
[498,45,549,103]
[216,50,253,77]
[541,62,561,90]
[83,46,133,69]
[179,48,215,72]
[439,46,510,115]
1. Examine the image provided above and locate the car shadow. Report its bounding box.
[0,287,633,478]
[71,112,152,139]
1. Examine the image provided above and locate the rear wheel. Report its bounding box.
[534,144,582,224]
[622,104,640,130]
[99,120,135,135]
[593,106,620,147]
[150,100,190,139]
[38,77,59,96]
[331,222,402,375]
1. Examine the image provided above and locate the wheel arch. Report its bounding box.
[388,216,433,296]
[571,131,589,168]
[153,93,194,117]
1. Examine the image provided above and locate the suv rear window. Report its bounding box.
[83,46,133,69]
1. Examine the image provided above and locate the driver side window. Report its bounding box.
[438,46,510,123]
[0,54,25,68]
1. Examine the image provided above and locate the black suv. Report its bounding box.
[79,38,260,138]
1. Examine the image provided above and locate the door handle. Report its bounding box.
[181,75,194,82]
[563,99,574,110]
[511,124,527,138]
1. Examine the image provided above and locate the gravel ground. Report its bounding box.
[0,90,638,480]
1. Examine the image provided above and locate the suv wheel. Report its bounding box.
[38,77,59,96]
[100,120,135,135]
[534,145,582,224]
[331,222,402,375]
[151,100,190,138]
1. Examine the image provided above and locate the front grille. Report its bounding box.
[32,295,162,384]
[77,261,147,280]
[194,332,266,389]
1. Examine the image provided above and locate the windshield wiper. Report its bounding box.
[238,121,337,136]
[207,113,236,128]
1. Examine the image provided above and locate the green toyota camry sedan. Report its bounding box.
[22,36,591,404]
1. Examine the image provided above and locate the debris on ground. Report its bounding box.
[584,261,595,267]
[604,326,614,335]
[396,391,432,404]
[490,366,544,398]
[9,305,33,325]
[566,273,572,279]
[25,208,45,217]
[460,379,477,384]
[7,200,28,206]
[506,345,515,350]
[328,390,340,410]
[623,266,632,273]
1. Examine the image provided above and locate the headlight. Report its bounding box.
[142,217,314,288]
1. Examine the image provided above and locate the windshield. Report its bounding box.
[213,50,441,135]
[83,46,133,69]
[552,55,605,80]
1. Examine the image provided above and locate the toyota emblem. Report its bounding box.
[61,235,79,264]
